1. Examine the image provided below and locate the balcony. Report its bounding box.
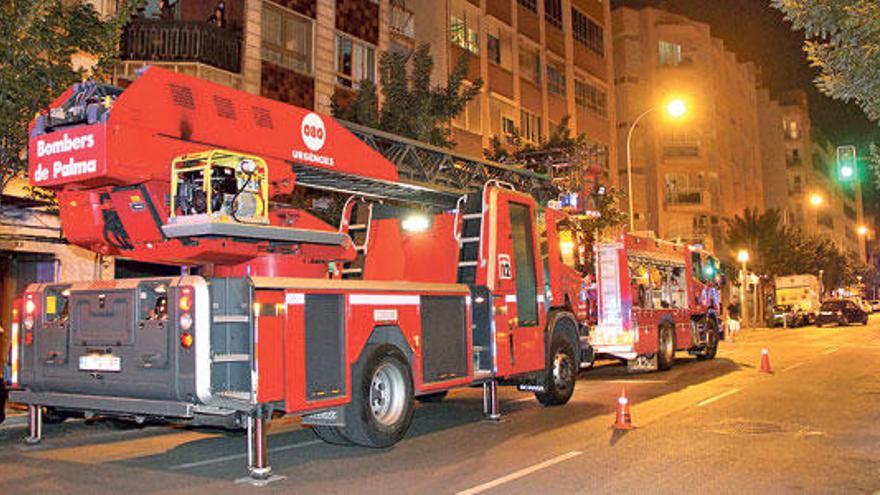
[120,19,242,74]
[666,189,704,206]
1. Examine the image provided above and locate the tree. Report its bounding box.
[485,116,627,238]
[0,0,139,197]
[771,0,880,121]
[332,43,483,148]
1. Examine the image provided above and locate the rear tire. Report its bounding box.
[340,344,414,448]
[657,325,675,371]
[535,334,577,407]
[312,425,353,445]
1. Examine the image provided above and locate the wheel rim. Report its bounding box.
[369,362,406,427]
[552,351,574,392]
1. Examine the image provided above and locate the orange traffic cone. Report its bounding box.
[612,387,635,430]
[759,348,774,374]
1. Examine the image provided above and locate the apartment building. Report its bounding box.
[778,90,866,261]
[112,0,415,115]
[612,6,765,252]
[406,0,617,182]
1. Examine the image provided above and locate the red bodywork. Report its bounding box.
[591,233,720,361]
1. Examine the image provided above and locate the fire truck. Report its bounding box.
[8,67,594,480]
[590,233,722,371]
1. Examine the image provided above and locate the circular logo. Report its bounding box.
[301,113,326,151]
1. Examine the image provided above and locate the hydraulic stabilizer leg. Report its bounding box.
[25,405,42,445]
[237,409,286,486]
[482,380,501,421]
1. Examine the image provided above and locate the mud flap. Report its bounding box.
[300,406,346,427]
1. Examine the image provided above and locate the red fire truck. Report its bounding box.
[590,233,722,371]
[8,67,594,481]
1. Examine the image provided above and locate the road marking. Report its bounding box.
[695,388,741,407]
[782,362,805,372]
[169,439,322,470]
[456,450,583,495]
[821,347,839,355]
[600,379,668,384]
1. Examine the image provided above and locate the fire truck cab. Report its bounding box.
[591,233,721,371]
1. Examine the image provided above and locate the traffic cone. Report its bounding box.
[611,387,635,430]
[759,348,774,374]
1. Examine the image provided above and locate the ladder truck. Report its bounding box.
[8,67,594,481]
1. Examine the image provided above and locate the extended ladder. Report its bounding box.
[339,197,375,280]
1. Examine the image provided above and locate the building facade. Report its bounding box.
[778,90,866,261]
[612,6,765,253]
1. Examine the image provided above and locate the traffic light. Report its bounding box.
[836,145,857,182]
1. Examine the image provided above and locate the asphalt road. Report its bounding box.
[2,319,879,494]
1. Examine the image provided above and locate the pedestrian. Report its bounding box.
[727,301,741,342]
[207,1,227,28]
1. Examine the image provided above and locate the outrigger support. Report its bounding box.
[482,380,502,421]
[238,408,286,486]
[25,404,43,445]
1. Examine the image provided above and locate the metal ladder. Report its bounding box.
[456,191,484,285]
[339,197,374,280]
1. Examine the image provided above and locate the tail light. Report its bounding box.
[178,286,194,348]
[10,304,20,386]
[23,293,36,331]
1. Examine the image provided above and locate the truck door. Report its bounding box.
[492,192,545,376]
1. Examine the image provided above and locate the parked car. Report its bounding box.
[816,299,869,326]
[870,300,880,313]
[850,297,873,314]
[767,304,808,327]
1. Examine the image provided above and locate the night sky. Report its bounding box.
[613,0,880,147]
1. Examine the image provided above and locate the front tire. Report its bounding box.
[696,321,719,361]
[535,334,577,407]
[341,344,414,448]
[657,324,675,371]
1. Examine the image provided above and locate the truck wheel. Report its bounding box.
[535,334,577,406]
[341,344,414,448]
[696,322,719,361]
[416,391,448,403]
[657,324,675,371]
[312,426,353,445]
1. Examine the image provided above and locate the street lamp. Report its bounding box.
[737,249,750,329]
[809,193,824,207]
[625,98,689,231]
[857,225,869,236]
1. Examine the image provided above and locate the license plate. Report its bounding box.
[79,354,121,372]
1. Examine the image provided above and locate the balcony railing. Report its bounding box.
[666,189,704,206]
[662,145,700,158]
[120,19,242,73]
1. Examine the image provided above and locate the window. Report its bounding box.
[519,46,541,85]
[658,40,682,66]
[450,14,479,54]
[487,34,501,65]
[490,97,516,143]
[336,34,375,88]
[571,8,604,56]
[518,0,537,13]
[574,79,607,117]
[786,119,800,139]
[547,62,565,97]
[520,109,542,144]
[544,0,562,29]
[262,3,313,74]
[453,87,482,132]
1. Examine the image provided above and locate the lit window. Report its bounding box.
[450,14,479,54]
[336,34,375,88]
[658,40,683,66]
[261,4,313,74]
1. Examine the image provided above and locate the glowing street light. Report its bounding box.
[625,97,690,231]
[736,249,750,263]
[857,225,869,236]
[809,193,824,207]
